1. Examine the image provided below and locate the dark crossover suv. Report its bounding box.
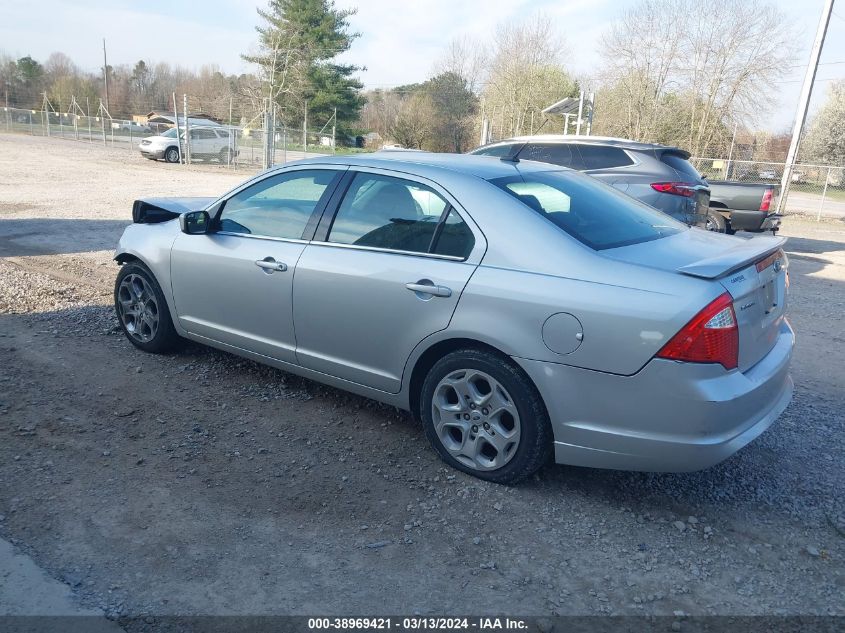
[470,136,711,228]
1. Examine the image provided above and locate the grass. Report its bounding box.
[789,183,845,201]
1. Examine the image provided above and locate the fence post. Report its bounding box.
[29,111,33,135]
[817,166,832,222]
[128,122,132,152]
[74,114,78,140]
[183,94,191,165]
[263,99,273,169]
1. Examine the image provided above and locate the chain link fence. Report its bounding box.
[691,157,845,221]
[1,97,363,171]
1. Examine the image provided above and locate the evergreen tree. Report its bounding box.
[243,0,363,132]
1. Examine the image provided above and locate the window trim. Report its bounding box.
[211,166,347,242]
[313,167,482,262]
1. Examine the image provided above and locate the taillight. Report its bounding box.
[656,293,738,370]
[760,189,773,211]
[651,182,697,198]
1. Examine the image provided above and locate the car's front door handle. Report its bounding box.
[255,258,288,273]
[405,281,452,298]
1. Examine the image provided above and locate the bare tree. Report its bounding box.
[435,36,488,94]
[597,0,795,156]
[481,15,577,138]
[390,93,435,149]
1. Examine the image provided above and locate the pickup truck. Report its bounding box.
[705,181,781,234]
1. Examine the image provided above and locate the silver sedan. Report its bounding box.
[113,153,794,484]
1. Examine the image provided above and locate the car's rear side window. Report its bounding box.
[576,144,634,170]
[328,173,474,258]
[661,152,701,180]
[490,172,686,250]
[519,143,585,170]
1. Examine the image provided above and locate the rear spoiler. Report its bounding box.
[132,197,216,223]
[678,235,786,279]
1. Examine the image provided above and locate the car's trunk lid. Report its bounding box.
[604,229,788,371]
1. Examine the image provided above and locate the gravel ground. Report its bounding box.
[0,133,843,623]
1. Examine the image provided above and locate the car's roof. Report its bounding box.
[285,151,568,180]
[480,135,688,155]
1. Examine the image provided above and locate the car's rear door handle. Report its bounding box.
[405,281,452,298]
[255,258,288,273]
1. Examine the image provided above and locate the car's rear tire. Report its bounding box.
[419,348,553,485]
[219,147,233,164]
[164,146,180,163]
[705,211,727,232]
[114,262,180,353]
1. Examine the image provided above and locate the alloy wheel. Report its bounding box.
[431,369,521,471]
[117,273,160,343]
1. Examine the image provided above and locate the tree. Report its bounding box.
[242,0,363,130]
[390,92,434,149]
[596,0,795,156]
[803,80,845,166]
[481,16,578,138]
[424,72,477,152]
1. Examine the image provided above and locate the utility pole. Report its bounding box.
[778,0,834,213]
[102,39,110,111]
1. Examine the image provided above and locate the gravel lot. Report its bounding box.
[0,133,843,623]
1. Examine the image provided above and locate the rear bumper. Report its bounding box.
[720,209,781,232]
[514,320,794,472]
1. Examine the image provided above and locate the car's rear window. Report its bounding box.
[489,171,686,250]
[661,152,701,180]
[472,144,516,158]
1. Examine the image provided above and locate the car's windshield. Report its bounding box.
[489,171,686,250]
[161,128,178,138]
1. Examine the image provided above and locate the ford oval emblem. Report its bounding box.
[773,259,783,273]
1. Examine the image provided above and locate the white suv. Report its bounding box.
[139,126,237,163]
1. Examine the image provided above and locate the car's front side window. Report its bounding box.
[218,170,339,239]
[327,173,473,258]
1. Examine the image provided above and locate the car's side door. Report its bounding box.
[170,167,345,363]
[292,169,485,393]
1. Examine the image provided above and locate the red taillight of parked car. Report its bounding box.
[656,293,738,370]
[759,189,773,211]
[650,182,697,198]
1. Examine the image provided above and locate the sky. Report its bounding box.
[2,0,844,132]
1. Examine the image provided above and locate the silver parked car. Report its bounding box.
[139,126,236,163]
[470,136,713,229]
[114,153,794,484]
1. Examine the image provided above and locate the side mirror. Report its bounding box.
[180,210,211,235]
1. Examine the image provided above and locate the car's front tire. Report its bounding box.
[114,262,180,353]
[164,146,180,163]
[420,348,553,485]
